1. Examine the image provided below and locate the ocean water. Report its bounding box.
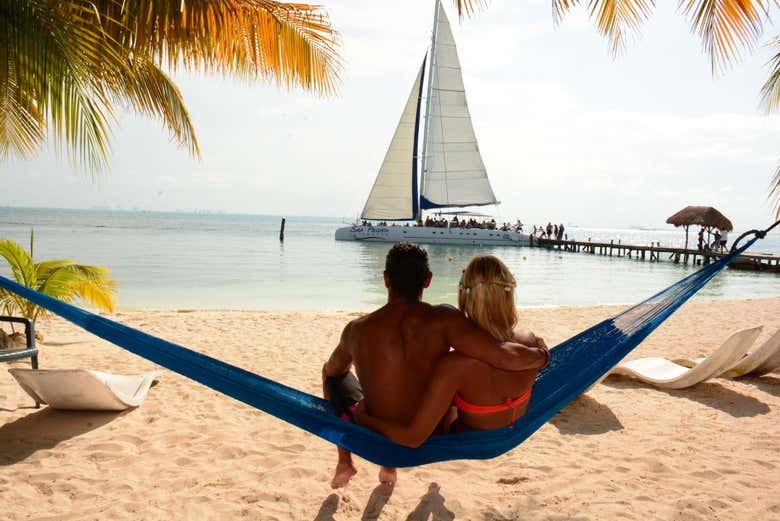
[0,208,778,311]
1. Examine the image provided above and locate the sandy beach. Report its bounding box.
[1,297,779,520]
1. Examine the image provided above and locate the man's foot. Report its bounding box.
[378,466,397,485]
[331,462,358,489]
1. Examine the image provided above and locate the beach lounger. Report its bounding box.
[8,368,161,411]
[608,326,762,389]
[674,328,780,378]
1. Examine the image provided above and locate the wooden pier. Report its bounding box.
[531,237,780,273]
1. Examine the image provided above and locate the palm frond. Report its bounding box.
[451,0,489,18]
[770,161,780,218]
[680,0,777,74]
[36,264,117,314]
[0,0,127,173]
[553,0,581,24]
[0,51,43,159]
[0,238,35,287]
[93,0,341,95]
[760,35,780,111]
[35,259,77,288]
[67,278,118,313]
[109,57,199,157]
[552,1,655,55]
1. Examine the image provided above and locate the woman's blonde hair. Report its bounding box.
[458,255,517,342]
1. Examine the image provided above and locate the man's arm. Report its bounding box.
[322,322,355,398]
[438,306,549,372]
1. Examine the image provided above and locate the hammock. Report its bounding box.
[0,227,773,468]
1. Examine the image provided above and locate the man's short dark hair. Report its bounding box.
[385,243,430,300]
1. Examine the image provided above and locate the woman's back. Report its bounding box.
[449,348,539,431]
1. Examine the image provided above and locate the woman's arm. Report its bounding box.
[354,354,467,448]
[436,306,548,371]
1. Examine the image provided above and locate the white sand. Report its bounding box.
[1,297,779,520]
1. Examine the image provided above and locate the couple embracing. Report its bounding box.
[322,243,550,488]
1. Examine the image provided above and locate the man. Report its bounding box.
[322,243,549,488]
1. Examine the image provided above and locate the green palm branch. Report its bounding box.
[0,0,340,175]
[0,235,117,322]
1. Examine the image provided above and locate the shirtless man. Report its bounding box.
[322,243,548,488]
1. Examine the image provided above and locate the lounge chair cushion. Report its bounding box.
[8,368,161,411]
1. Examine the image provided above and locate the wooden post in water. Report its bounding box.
[279,218,286,242]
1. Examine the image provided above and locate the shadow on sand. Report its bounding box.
[406,483,455,521]
[742,374,780,398]
[313,493,339,521]
[0,407,128,465]
[549,394,623,435]
[314,482,457,521]
[362,483,395,520]
[604,377,770,418]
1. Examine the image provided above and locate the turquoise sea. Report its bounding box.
[0,208,778,311]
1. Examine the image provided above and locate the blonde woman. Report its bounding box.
[355,255,549,448]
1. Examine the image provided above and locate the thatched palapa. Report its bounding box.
[666,206,733,231]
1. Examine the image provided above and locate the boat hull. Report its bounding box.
[335,225,530,247]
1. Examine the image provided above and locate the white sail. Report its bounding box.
[361,61,425,220]
[420,1,498,209]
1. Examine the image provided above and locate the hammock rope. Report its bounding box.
[0,226,774,468]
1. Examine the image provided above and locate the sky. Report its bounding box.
[2,0,779,230]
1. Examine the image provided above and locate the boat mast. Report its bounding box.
[419,0,440,224]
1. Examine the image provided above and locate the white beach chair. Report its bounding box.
[608,326,762,389]
[673,328,780,378]
[8,368,161,411]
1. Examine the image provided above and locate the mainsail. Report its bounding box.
[420,1,498,209]
[361,60,426,221]
[360,0,497,220]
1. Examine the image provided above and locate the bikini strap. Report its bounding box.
[452,388,532,423]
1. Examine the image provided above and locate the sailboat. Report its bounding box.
[335,0,529,246]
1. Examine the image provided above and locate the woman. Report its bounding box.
[355,255,549,448]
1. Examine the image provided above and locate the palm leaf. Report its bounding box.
[760,35,780,111]
[451,0,488,18]
[0,0,127,173]
[552,1,655,55]
[1,0,342,174]
[35,259,78,289]
[91,0,341,95]
[0,238,35,287]
[108,57,199,157]
[680,0,777,74]
[770,162,780,218]
[67,278,117,313]
[35,263,117,319]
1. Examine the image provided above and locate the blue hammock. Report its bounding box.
[0,229,771,468]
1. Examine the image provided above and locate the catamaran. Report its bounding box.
[335,0,529,246]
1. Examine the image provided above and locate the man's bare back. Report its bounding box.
[346,301,471,424]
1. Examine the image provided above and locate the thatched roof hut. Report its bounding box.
[666,206,733,250]
[666,206,733,231]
